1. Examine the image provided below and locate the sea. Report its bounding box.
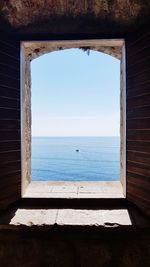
[32,137,120,181]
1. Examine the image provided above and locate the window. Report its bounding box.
[21,40,126,198]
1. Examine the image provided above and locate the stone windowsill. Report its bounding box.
[23,181,124,199]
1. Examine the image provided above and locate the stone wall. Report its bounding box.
[21,45,31,195]
[1,0,149,29]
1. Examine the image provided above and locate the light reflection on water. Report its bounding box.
[32,136,120,181]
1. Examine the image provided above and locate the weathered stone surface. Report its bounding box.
[21,49,31,195]
[78,193,123,198]
[24,181,124,198]
[24,40,123,60]
[25,192,78,198]
[57,209,132,226]
[120,46,126,196]
[79,184,122,193]
[52,186,78,193]
[25,183,53,193]
[10,209,57,226]
[1,0,150,30]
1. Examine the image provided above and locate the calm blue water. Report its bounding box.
[32,137,120,181]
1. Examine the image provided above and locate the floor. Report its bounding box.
[24,181,124,198]
[0,181,148,229]
[0,182,149,229]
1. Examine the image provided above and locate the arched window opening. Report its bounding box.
[21,40,125,198]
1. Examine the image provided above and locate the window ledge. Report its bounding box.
[23,181,124,199]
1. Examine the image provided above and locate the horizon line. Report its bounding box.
[32,135,120,137]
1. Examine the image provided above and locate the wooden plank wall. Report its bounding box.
[0,35,21,209]
[126,28,150,218]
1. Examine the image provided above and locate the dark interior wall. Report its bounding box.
[0,229,149,267]
[0,21,150,218]
[126,26,150,218]
[0,34,21,210]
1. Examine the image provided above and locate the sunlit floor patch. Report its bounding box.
[1,208,131,226]
[56,209,132,226]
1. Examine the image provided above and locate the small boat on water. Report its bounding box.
[76,149,79,152]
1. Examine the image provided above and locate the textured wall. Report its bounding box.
[21,47,31,195]
[0,35,21,210]
[1,0,150,35]
[1,0,148,27]
[24,40,123,60]
[0,229,149,267]
[126,25,150,218]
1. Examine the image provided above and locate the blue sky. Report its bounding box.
[31,48,120,136]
